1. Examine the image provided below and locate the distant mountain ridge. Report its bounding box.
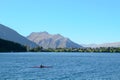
[0,24,38,48]
[82,42,120,48]
[27,32,82,49]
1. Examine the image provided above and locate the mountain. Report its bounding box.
[27,32,82,49]
[0,24,38,48]
[98,42,120,47]
[81,44,98,48]
[0,38,26,52]
[82,42,120,48]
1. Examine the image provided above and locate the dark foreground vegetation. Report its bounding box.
[29,47,120,53]
[0,38,26,52]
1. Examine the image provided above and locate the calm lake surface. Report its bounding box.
[0,52,120,80]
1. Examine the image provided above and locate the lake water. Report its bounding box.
[0,52,120,80]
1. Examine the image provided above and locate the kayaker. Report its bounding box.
[40,64,44,68]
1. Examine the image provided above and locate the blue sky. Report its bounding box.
[0,0,120,44]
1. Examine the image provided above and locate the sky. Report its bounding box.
[0,0,120,44]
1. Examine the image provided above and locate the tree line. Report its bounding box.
[29,47,120,53]
[1,37,120,53]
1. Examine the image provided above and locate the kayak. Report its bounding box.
[30,66,52,68]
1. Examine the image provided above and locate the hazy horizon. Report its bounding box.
[0,0,120,44]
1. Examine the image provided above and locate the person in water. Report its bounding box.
[40,64,44,68]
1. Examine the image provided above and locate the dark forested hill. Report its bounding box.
[0,38,26,52]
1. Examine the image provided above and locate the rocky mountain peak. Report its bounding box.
[27,32,82,49]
